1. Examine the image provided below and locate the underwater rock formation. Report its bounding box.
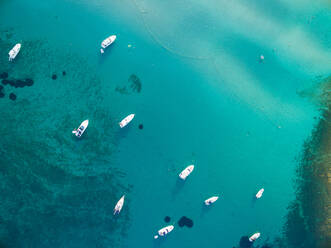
[1,79,9,85]
[115,74,142,94]
[1,78,33,88]
[9,93,16,101]
[129,74,142,93]
[0,85,4,98]
[25,78,34,86]
[239,236,253,248]
[178,216,193,228]
[0,72,8,79]
[164,216,171,223]
[283,76,331,248]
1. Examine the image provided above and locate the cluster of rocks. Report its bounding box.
[0,85,4,98]
[129,74,142,93]
[0,71,35,101]
[163,215,194,228]
[2,78,34,88]
[51,71,66,80]
[115,74,142,94]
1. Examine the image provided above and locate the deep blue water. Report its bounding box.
[0,0,330,247]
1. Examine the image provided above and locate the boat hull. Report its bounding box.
[179,165,194,180]
[9,43,21,61]
[204,196,219,205]
[119,114,135,128]
[101,35,116,53]
[256,188,264,199]
[154,225,174,239]
[114,195,125,215]
[249,232,261,242]
[72,120,89,137]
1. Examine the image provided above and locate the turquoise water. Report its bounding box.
[0,0,330,247]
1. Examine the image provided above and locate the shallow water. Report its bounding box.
[0,0,330,247]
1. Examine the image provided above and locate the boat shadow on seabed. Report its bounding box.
[200,201,216,217]
[98,44,116,64]
[152,235,167,247]
[114,123,133,141]
[171,179,185,200]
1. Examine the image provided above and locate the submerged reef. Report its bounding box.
[231,77,331,248]
[164,216,171,223]
[0,72,8,79]
[178,216,193,228]
[115,74,142,94]
[9,93,16,101]
[2,78,33,88]
[0,85,4,98]
[282,76,331,248]
[239,236,253,248]
[128,74,142,93]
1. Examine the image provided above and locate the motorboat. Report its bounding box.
[9,43,21,61]
[154,225,174,239]
[100,35,116,54]
[249,232,261,242]
[119,114,135,128]
[256,188,264,199]
[179,165,194,180]
[72,120,89,138]
[204,196,219,205]
[113,195,125,215]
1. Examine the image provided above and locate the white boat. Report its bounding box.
[8,43,21,61]
[113,195,125,215]
[119,114,135,128]
[179,165,194,180]
[256,188,264,199]
[249,232,261,242]
[204,196,219,205]
[100,35,116,54]
[72,120,89,138]
[154,225,174,239]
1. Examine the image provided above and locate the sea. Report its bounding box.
[0,0,330,247]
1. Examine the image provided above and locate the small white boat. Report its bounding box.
[100,35,116,54]
[204,196,219,205]
[249,232,261,242]
[256,188,264,199]
[9,43,21,61]
[154,225,174,239]
[179,165,194,180]
[72,120,89,138]
[113,195,125,215]
[119,114,135,128]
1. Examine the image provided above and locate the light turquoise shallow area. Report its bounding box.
[0,0,330,247]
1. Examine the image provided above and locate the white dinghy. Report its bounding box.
[9,43,21,61]
[100,35,116,54]
[179,165,194,180]
[113,195,125,215]
[249,232,261,242]
[119,114,135,128]
[256,188,264,199]
[72,120,89,138]
[154,225,174,239]
[204,196,219,206]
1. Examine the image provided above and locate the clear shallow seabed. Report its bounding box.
[0,0,330,247]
